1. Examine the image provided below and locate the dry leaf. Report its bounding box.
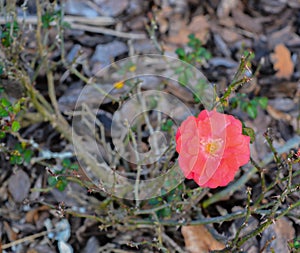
[3,221,18,242]
[182,225,225,253]
[266,104,292,122]
[25,205,50,224]
[271,44,294,79]
[167,15,210,45]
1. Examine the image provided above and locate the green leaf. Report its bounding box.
[242,127,256,143]
[0,132,6,139]
[175,48,185,59]
[258,97,268,109]
[55,178,68,191]
[0,108,8,117]
[246,103,257,119]
[23,149,33,164]
[13,101,21,114]
[11,121,20,132]
[48,176,58,186]
[230,97,239,109]
[10,154,23,165]
[70,163,79,171]
[1,98,11,107]
[161,119,173,131]
[193,94,201,103]
[157,206,172,218]
[240,101,248,111]
[62,158,71,168]
[293,238,300,249]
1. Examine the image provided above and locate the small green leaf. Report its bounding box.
[11,121,20,132]
[10,154,23,165]
[48,176,58,186]
[23,149,33,164]
[193,94,201,103]
[246,103,257,119]
[230,97,239,109]
[175,48,185,59]
[0,132,6,138]
[13,101,21,114]
[240,101,248,111]
[242,127,256,143]
[0,108,8,117]
[70,163,79,171]
[157,206,172,218]
[1,98,11,107]
[258,97,268,109]
[56,178,68,191]
[293,238,300,249]
[62,158,71,168]
[161,119,173,131]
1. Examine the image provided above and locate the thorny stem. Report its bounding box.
[264,128,282,166]
[251,157,266,192]
[230,187,252,249]
[127,198,300,227]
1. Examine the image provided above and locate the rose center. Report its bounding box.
[202,138,223,156]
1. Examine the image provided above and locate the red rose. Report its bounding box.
[176,110,250,188]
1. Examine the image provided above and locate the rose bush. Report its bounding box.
[176,110,250,188]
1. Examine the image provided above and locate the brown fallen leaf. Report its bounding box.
[266,104,292,122]
[271,44,294,79]
[167,15,210,45]
[3,221,18,242]
[181,225,225,253]
[25,205,50,224]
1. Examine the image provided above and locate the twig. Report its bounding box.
[70,23,146,39]
[127,198,300,227]
[46,70,60,115]
[35,0,43,57]
[1,229,57,250]
[162,233,185,253]
[0,15,115,26]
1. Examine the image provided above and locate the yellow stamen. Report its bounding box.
[202,138,223,156]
